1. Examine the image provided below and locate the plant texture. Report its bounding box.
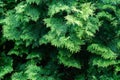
[0,0,120,80]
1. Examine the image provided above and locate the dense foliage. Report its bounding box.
[0,0,120,80]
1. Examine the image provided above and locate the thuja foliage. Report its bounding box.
[0,0,120,80]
